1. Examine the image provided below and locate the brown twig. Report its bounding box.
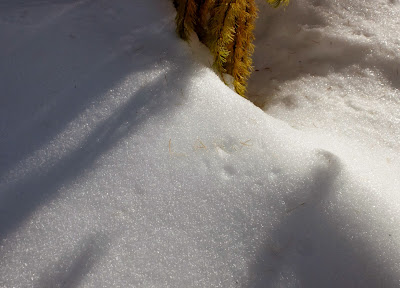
[286,202,306,213]
[197,140,207,149]
[240,139,252,146]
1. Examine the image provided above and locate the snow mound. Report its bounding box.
[0,0,399,287]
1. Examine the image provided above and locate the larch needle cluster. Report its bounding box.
[173,0,289,97]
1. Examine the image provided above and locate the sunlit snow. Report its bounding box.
[0,0,399,287]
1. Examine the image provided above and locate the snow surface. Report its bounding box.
[0,0,399,287]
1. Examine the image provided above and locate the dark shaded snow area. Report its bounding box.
[1,0,400,287]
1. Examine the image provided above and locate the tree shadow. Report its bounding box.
[0,0,80,8]
[0,0,174,179]
[0,0,195,241]
[248,0,400,107]
[35,232,110,288]
[245,150,399,287]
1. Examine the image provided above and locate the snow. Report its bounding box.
[0,0,399,287]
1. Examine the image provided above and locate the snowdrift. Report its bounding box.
[0,0,399,287]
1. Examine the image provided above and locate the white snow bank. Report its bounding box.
[0,0,399,287]
[251,0,400,163]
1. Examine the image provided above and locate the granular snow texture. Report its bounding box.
[0,0,399,287]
